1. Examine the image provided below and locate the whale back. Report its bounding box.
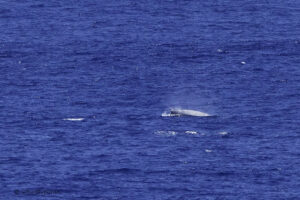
[170,109,211,117]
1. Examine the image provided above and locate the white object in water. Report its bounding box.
[63,118,84,121]
[170,108,211,117]
[219,131,228,135]
[185,131,198,135]
[155,130,177,136]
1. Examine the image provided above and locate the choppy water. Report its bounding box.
[1,1,300,199]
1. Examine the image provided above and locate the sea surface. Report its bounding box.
[1,1,300,199]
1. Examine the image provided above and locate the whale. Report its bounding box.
[169,108,211,117]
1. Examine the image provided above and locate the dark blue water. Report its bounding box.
[1,1,300,199]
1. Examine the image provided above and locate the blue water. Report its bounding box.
[1,1,300,199]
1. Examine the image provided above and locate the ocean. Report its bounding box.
[0,0,299,199]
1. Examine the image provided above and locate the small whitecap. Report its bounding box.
[63,118,84,121]
[219,131,228,135]
[217,49,223,52]
[241,61,246,64]
[185,131,198,135]
[205,149,212,153]
[155,130,177,136]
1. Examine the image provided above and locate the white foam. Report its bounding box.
[219,131,228,135]
[205,149,212,153]
[63,118,84,121]
[155,130,177,136]
[185,131,198,135]
[241,61,246,64]
[161,112,173,117]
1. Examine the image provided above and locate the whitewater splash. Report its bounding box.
[63,118,84,121]
[162,108,212,117]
